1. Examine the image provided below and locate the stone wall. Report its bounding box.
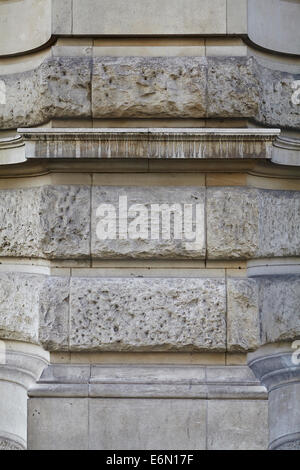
[0,0,299,451]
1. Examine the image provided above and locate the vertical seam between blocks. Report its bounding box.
[205,59,209,119]
[89,176,93,267]
[67,274,71,352]
[205,366,208,450]
[204,181,208,267]
[90,55,94,121]
[225,268,228,353]
[71,0,74,35]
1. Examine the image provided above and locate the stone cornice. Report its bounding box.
[28,364,267,400]
[19,128,280,160]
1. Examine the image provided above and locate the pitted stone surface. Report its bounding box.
[0,188,42,258]
[38,185,90,259]
[0,273,42,343]
[39,276,70,351]
[259,276,300,344]
[0,56,299,128]
[92,57,207,118]
[207,188,259,259]
[0,185,90,259]
[0,57,91,129]
[207,57,260,118]
[258,190,300,258]
[69,277,227,351]
[92,186,205,259]
[257,63,300,129]
[227,278,260,352]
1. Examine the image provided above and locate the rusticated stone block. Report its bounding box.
[92,56,207,118]
[259,275,300,344]
[0,273,42,343]
[257,63,300,130]
[207,57,260,118]
[0,57,91,129]
[69,277,226,351]
[258,190,300,258]
[91,186,205,259]
[207,188,259,259]
[0,185,90,259]
[38,185,90,259]
[0,188,42,258]
[227,278,260,352]
[0,56,299,128]
[39,276,70,351]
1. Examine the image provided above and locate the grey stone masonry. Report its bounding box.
[0,57,299,129]
[0,272,299,352]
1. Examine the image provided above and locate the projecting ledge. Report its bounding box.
[18,128,280,161]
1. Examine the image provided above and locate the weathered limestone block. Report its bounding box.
[207,188,300,259]
[38,185,90,259]
[69,277,227,351]
[39,276,70,351]
[0,185,90,259]
[259,276,300,344]
[0,57,91,129]
[92,56,207,118]
[0,56,299,128]
[91,186,205,258]
[207,188,259,259]
[257,63,300,130]
[0,273,42,343]
[257,190,300,258]
[0,188,42,257]
[227,278,260,352]
[207,57,260,118]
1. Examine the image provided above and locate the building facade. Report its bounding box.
[0,0,299,450]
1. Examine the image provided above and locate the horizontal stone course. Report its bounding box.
[0,185,299,261]
[0,272,299,352]
[69,277,227,351]
[0,56,299,129]
[0,185,90,259]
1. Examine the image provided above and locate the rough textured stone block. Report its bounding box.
[0,188,42,258]
[259,276,300,344]
[39,277,70,351]
[227,278,260,352]
[0,273,42,343]
[0,186,90,259]
[207,57,260,118]
[0,57,91,129]
[69,277,226,351]
[91,186,205,259]
[258,190,300,258]
[92,56,207,119]
[0,56,299,128]
[38,185,90,259]
[207,188,259,259]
